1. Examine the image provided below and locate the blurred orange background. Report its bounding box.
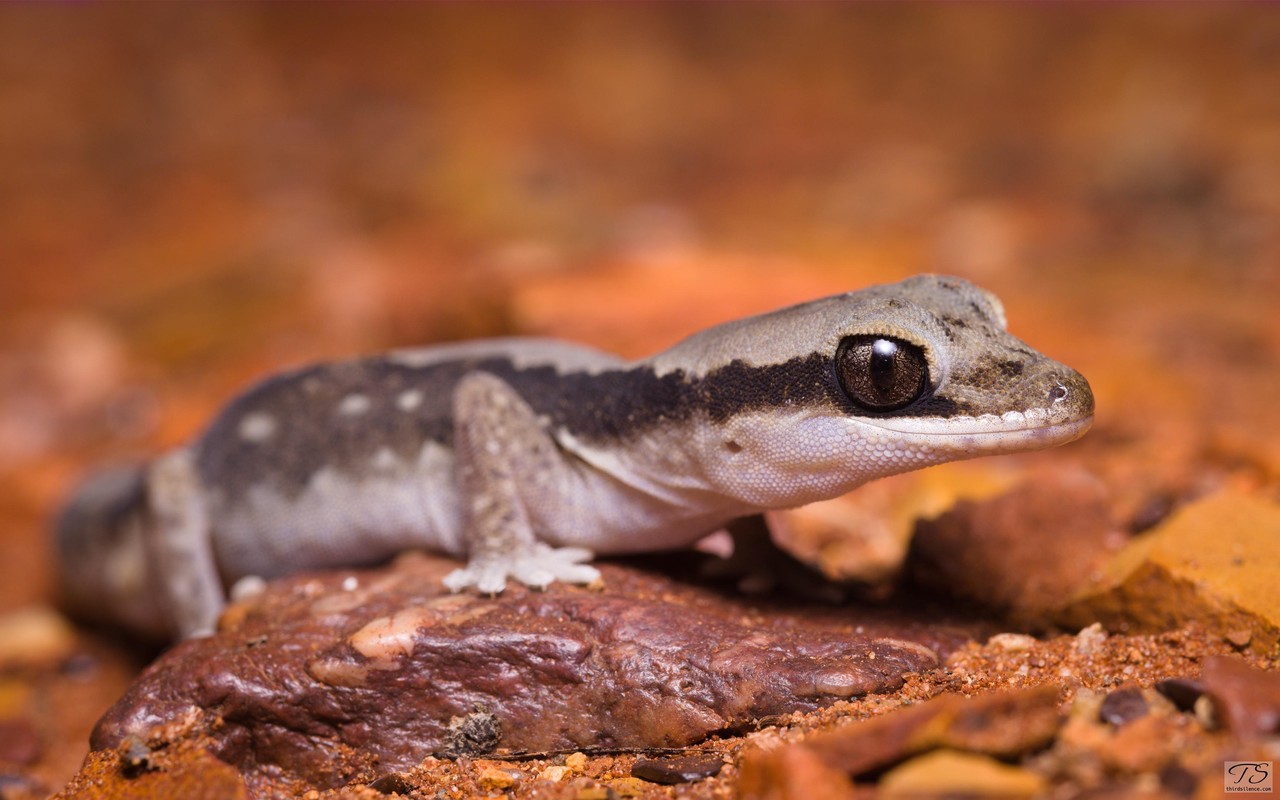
[2,7,1280,791]
[2,4,1278,612]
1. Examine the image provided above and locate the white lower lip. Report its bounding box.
[863,413,1094,448]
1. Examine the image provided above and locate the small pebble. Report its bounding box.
[368,772,414,794]
[1224,629,1253,649]
[0,607,78,670]
[1193,695,1218,730]
[631,753,724,784]
[0,719,42,765]
[60,651,100,678]
[478,765,517,790]
[118,735,153,776]
[585,755,615,779]
[1155,678,1205,712]
[1130,493,1175,533]
[0,774,45,796]
[1098,688,1149,726]
[565,752,588,772]
[609,776,649,796]
[988,633,1037,652]
[438,710,500,758]
[1073,623,1107,655]
[538,765,570,782]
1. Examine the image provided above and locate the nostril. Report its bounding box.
[1050,384,1068,402]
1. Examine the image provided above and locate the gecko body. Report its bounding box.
[57,275,1093,639]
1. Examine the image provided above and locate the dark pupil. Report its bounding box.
[836,335,928,412]
[869,339,901,396]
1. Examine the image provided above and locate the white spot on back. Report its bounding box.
[397,389,423,412]
[238,412,277,442]
[388,337,624,373]
[371,447,400,471]
[338,394,371,416]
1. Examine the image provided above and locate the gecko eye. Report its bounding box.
[836,335,929,412]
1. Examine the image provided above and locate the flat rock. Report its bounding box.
[739,684,1063,794]
[89,556,948,790]
[878,750,1045,799]
[1057,490,1280,652]
[806,684,1063,776]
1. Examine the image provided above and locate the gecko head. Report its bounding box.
[691,274,1094,507]
[827,274,1095,452]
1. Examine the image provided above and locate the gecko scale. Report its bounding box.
[56,275,1093,640]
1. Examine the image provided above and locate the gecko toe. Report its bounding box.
[517,545,599,589]
[551,546,593,563]
[442,565,508,595]
[446,546,600,595]
[474,568,509,595]
[553,563,602,585]
[442,567,475,593]
[512,564,555,589]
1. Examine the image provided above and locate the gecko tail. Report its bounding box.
[55,464,173,641]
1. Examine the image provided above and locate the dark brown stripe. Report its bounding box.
[195,350,956,499]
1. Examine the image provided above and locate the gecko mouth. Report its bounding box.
[859,367,1095,444]
[859,412,1094,453]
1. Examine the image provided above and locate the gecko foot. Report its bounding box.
[443,545,601,595]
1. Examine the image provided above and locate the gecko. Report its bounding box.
[56,274,1094,640]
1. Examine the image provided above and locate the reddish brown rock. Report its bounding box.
[1199,656,1280,736]
[801,685,1064,777]
[1058,490,1280,652]
[736,684,1064,794]
[89,557,946,790]
[737,743,858,800]
[57,743,249,800]
[764,462,1018,587]
[905,468,1120,625]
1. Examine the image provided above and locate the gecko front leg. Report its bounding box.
[147,449,227,638]
[443,371,600,594]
